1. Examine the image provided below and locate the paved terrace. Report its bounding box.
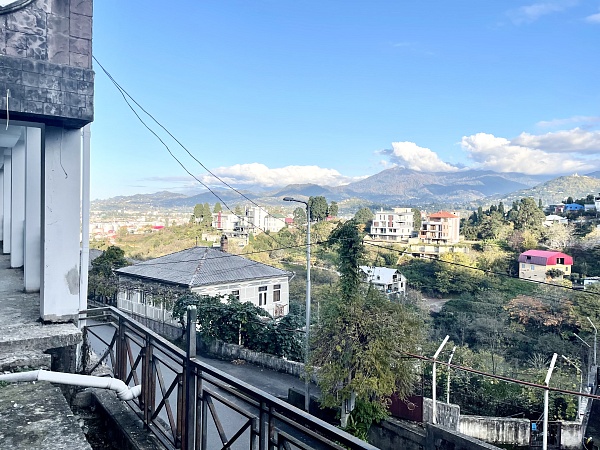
[0,253,89,449]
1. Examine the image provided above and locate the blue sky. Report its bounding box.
[90,0,600,199]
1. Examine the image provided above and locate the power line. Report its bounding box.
[92,56,292,233]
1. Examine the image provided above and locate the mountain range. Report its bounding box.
[92,168,600,213]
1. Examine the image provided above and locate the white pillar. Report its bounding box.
[10,134,26,268]
[0,168,3,242]
[24,127,42,292]
[41,127,81,322]
[79,124,91,319]
[3,151,11,254]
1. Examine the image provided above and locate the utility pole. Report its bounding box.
[283,197,311,411]
[587,317,597,367]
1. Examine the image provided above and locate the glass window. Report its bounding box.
[231,290,240,301]
[273,284,281,302]
[259,286,267,306]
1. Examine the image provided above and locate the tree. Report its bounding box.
[234,204,244,216]
[213,202,222,213]
[308,196,328,222]
[328,201,338,218]
[293,207,307,225]
[566,196,574,205]
[202,203,211,222]
[310,221,423,435]
[498,201,505,216]
[354,207,373,225]
[193,203,203,222]
[88,246,130,304]
[512,197,545,231]
[412,208,422,231]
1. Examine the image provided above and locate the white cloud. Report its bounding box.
[508,0,578,24]
[461,132,592,174]
[198,163,362,188]
[511,128,600,153]
[585,12,600,23]
[388,142,459,172]
[536,116,600,128]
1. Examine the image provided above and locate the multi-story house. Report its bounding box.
[360,266,406,297]
[518,250,573,281]
[212,211,239,232]
[116,239,293,329]
[236,206,286,235]
[370,208,414,241]
[419,211,460,244]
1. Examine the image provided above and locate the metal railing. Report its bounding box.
[82,306,377,450]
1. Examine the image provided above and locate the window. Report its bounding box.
[531,265,535,270]
[556,257,564,265]
[521,263,525,269]
[231,290,240,301]
[273,284,281,303]
[259,286,267,306]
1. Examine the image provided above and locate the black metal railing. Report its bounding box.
[82,306,377,450]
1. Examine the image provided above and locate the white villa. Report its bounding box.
[360,266,406,297]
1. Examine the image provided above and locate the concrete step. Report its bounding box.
[0,350,51,372]
[0,381,92,449]
[0,322,81,354]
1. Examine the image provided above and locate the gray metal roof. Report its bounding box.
[116,247,291,287]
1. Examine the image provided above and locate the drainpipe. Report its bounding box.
[0,370,141,401]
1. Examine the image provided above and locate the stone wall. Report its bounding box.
[0,0,94,127]
[459,416,530,447]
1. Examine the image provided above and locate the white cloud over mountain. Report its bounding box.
[385,142,459,172]
[198,163,362,188]
[511,128,600,153]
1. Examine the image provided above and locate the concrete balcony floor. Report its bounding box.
[0,251,89,449]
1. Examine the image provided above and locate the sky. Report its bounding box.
[90,0,600,199]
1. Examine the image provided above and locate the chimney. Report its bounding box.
[220,235,228,253]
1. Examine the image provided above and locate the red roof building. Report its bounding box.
[518,250,573,281]
[419,211,460,244]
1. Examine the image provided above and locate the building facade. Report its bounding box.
[518,250,573,281]
[419,211,460,245]
[0,0,94,321]
[370,207,414,241]
[360,266,406,297]
[116,243,293,325]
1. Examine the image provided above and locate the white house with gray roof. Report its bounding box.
[116,245,292,327]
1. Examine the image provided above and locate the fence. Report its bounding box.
[82,306,376,450]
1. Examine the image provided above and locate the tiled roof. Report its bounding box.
[429,211,458,218]
[116,247,291,287]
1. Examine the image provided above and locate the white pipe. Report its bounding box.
[0,370,142,401]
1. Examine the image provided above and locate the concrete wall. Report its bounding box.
[200,337,313,380]
[368,418,502,450]
[459,416,530,447]
[459,416,583,450]
[0,0,94,128]
[423,397,460,430]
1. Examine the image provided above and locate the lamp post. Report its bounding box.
[574,333,592,387]
[446,346,457,405]
[284,197,311,411]
[587,317,597,367]
[543,353,558,450]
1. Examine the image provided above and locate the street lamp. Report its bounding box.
[284,197,311,411]
[561,355,583,417]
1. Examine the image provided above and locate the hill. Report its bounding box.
[487,174,600,205]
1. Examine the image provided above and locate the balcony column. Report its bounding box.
[24,127,42,292]
[3,151,11,254]
[0,168,3,242]
[10,133,26,268]
[40,127,81,322]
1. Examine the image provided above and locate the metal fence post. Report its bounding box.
[185,306,197,450]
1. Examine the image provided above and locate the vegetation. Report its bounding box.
[88,246,130,303]
[309,220,423,435]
